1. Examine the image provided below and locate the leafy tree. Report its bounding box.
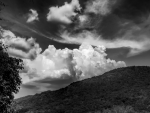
[0,43,24,112]
[0,2,23,112]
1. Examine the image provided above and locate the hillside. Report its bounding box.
[13,66,150,113]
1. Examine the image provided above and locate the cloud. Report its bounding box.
[60,24,150,57]
[72,43,126,80]
[0,27,42,59]
[47,0,81,24]
[27,9,39,23]
[60,0,150,57]
[21,84,39,90]
[84,0,117,15]
[20,42,126,92]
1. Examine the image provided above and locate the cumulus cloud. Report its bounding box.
[0,27,42,59]
[21,42,126,87]
[84,0,116,15]
[47,0,81,24]
[27,9,39,23]
[72,43,126,80]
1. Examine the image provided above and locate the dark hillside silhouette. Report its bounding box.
[14,66,150,113]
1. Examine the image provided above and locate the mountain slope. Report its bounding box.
[14,66,150,113]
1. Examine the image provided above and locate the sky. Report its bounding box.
[0,0,150,98]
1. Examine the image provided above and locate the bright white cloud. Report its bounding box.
[72,43,126,80]
[47,0,81,24]
[21,42,126,86]
[85,0,116,15]
[27,9,39,23]
[60,30,150,57]
[0,27,126,97]
[78,15,88,23]
[0,27,42,59]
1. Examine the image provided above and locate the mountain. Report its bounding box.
[13,66,150,113]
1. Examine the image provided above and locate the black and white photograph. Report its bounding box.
[0,0,150,112]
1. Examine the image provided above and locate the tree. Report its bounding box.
[0,2,23,112]
[0,44,24,112]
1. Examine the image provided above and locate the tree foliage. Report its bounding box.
[0,43,23,112]
[0,2,23,112]
[88,105,150,113]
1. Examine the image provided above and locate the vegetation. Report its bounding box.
[1,2,23,112]
[88,105,150,113]
[13,66,150,113]
[0,43,23,112]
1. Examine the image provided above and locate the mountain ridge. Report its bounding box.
[13,66,150,113]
